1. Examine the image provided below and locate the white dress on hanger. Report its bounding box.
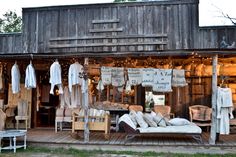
[49,60,63,94]
[25,62,36,89]
[11,62,21,94]
[216,87,234,134]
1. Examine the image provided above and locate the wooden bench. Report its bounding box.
[72,109,111,139]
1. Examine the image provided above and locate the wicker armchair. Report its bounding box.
[153,105,174,119]
[189,105,212,131]
[128,105,143,112]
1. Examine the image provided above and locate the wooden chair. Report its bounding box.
[0,109,6,131]
[189,105,212,131]
[15,99,29,130]
[128,105,143,112]
[153,105,174,119]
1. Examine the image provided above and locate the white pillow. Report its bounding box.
[168,118,191,126]
[153,113,166,127]
[129,110,138,127]
[143,113,157,127]
[118,114,137,130]
[150,111,157,117]
[135,111,148,128]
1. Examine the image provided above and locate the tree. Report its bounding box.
[0,11,22,33]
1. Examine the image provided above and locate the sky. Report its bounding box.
[0,0,235,26]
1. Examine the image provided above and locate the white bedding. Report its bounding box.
[137,123,202,134]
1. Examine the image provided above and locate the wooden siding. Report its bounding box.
[0,33,22,54]
[196,26,236,49]
[22,0,199,54]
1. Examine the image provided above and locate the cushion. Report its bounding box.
[204,108,212,121]
[153,113,166,127]
[118,114,136,130]
[135,111,148,129]
[150,111,157,117]
[143,113,157,127]
[129,110,138,127]
[192,108,205,121]
[168,118,190,126]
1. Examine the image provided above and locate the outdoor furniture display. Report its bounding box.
[153,105,174,119]
[189,105,212,131]
[72,108,111,139]
[128,105,143,112]
[55,108,73,132]
[15,99,29,130]
[0,130,27,153]
[119,114,203,143]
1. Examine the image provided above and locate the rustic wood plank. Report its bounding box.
[49,41,167,48]
[50,34,167,41]
[89,28,123,33]
[92,19,120,24]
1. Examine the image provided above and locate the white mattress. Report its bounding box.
[137,123,202,134]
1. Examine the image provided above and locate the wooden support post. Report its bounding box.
[83,58,89,142]
[209,54,218,145]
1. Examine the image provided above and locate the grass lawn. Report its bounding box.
[0,146,236,157]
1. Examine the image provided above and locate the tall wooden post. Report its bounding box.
[209,54,218,145]
[83,58,89,142]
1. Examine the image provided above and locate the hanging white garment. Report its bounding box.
[11,62,21,94]
[96,80,104,91]
[125,80,131,94]
[101,66,112,85]
[49,60,63,94]
[153,69,172,92]
[111,67,125,87]
[70,85,82,108]
[25,61,37,89]
[142,68,154,87]
[59,86,71,108]
[0,65,3,90]
[127,68,142,86]
[216,87,234,135]
[68,62,83,93]
[172,69,188,87]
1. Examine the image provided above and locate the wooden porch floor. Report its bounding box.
[25,128,236,147]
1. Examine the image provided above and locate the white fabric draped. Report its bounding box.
[142,68,154,87]
[172,69,187,87]
[216,87,234,134]
[153,69,172,92]
[101,66,112,85]
[49,61,63,94]
[127,68,142,86]
[25,62,37,89]
[68,62,83,92]
[11,62,21,94]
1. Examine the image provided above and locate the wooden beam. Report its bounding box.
[92,19,120,24]
[209,54,218,145]
[89,28,123,33]
[49,41,168,49]
[49,34,168,41]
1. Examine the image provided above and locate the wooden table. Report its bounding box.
[0,130,27,153]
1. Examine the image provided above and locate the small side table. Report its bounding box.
[0,130,27,153]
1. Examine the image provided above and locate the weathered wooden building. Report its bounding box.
[0,0,236,144]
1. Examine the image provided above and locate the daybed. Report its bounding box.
[119,114,203,143]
